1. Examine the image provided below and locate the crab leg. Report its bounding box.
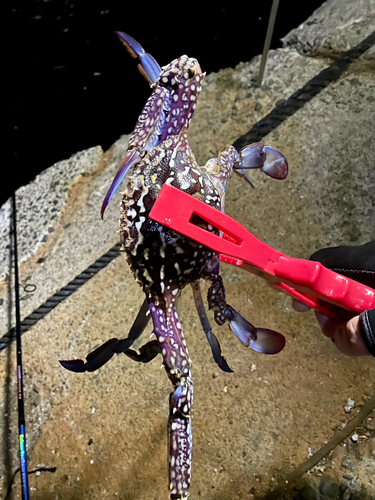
[101,86,172,217]
[201,257,286,355]
[60,298,151,372]
[101,150,141,219]
[206,273,285,355]
[149,303,193,500]
[201,256,232,325]
[191,281,233,372]
[101,33,169,218]
[124,339,160,363]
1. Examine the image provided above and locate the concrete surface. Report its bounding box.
[281,0,375,57]
[1,0,375,498]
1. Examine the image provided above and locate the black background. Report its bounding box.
[6,0,324,208]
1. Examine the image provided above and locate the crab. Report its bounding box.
[60,32,288,499]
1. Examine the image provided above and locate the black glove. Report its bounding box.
[309,241,375,357]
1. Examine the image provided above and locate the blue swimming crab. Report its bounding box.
[61,32,288,499]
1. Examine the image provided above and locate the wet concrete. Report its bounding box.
[1,0,375,498]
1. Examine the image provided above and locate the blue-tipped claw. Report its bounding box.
[227,305,285,354]
[101,149,141,219]
[234,143,288,182]
[227,305,257,346]
[262,146,288,180]
[250,328,286,354]
[237,143,265,169]
[116,31,162,85]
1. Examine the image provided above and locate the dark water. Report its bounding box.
[5,0,325,207]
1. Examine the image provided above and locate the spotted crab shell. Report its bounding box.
[119,133,223,310]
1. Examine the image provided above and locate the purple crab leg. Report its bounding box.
[226,305,286,354]
[116,31,162,85]
[101,149,141,219]
[112,297,151,352]
[124,339,161,363]
[59,338,120,373]
[234,143,288,183]
[201,258,285,355]
[226,305,257,346]
[191,282,233,373]
[149,303,193,500]
[101,86,172,217]
[60,297,151,372]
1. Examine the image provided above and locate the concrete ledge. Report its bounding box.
[282,0,375,57]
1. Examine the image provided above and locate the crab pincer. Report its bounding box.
[227,305,286,354]
[234,142,288,186]
[116,31,162,84]
[60,298,151,372]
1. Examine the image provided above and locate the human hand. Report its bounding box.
[293,242,375,357]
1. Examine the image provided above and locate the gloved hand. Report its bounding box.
[293,241,375,357]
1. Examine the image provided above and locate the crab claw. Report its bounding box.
[234,143,288,182]
[262,146,288,179]
[250,328,286,354]
[237,143,265,169]
[191,282,233,372]
[227,305,257,346]
[101,149,141,218]
[60,298,151,372]
[116,31,162,85]
[227,305,285,354]
[60,338,120,373]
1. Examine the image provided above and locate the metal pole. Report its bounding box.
[257,0,280,87]
[12,192,30,500]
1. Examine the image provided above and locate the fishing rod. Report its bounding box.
[12,192,30,500]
